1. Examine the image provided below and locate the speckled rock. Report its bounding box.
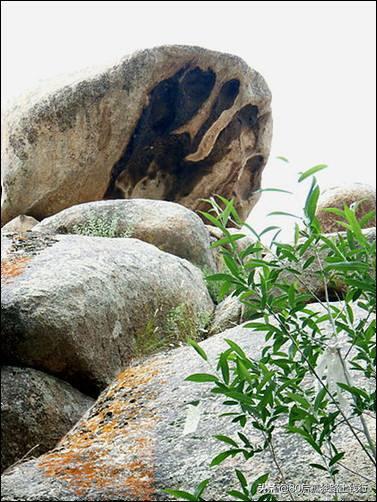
[316,183,376,233]
[1,215,39,234]
[34,199,216,271]
[1,45,272,226]
[1,366,93,473]
[1,232,213,394]
[1,304,374,501]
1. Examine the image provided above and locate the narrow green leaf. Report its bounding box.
[214,435,239,448]
[268,211,301,219]
[322,207,345,218]
[314,387,328,411]
[329,452,345,466]
[309,463,328,472]
[225,339,247,358]
[250,473,269,496]
[298,164,328,182]
[188,339,208,362]
[286,392,310,409]
[210,450,239,467]
[256,188,293,194]
[211,234,245,248]
[194,479,210,498]
[227,490,249,501]
[276,156,289,162]
[185,373,218,383]
[163,489,197,501]
[235,469,248,489]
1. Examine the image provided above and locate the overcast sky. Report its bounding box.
[2,1,376,239]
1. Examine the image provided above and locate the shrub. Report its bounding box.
[167,165,376,501]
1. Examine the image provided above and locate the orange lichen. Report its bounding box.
[38,358,164,500]
[1,257,31,282]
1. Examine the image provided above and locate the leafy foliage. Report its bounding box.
[169,166,376,500]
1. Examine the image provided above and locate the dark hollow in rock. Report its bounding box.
[105,66,217,198]
[104,65,262,218]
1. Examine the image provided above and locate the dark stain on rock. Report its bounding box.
[105,66,216,198]
[104,66,262,216]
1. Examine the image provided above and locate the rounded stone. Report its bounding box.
[316,183,376,233]
[1,45,272,226]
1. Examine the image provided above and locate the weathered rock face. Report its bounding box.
[34,199,216,271]
[1,366,93,473]
[1,215,39,234]
[1,233,213,394]
[209,295,243,334]
[1,305,374,501]
[1,45,272,226]
[316,183,376,233]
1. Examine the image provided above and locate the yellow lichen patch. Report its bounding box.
[38,358,164,500]
[1,257,31,283]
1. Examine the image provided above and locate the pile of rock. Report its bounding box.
[1,44,376,501]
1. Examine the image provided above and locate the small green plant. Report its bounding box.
[168,164,376,501]
[72,215,133,238]
[134,304,211,357]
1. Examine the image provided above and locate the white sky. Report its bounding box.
[2,1,376,239]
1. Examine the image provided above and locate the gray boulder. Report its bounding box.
[1,232,213,393]
[34,199,216,271]
[1,366,93,473]
[1,304,374,501]
[1,45,272,226]
[209,295,243,334]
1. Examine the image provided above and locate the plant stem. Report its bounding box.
[338,349,376,460]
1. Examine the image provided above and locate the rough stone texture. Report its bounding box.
[1,233,213,394]
[1,366,94,473]
[209,295,243,334]
[1,45,272,226]
[1,215,39,234]
[316,183,376,233]
[34,199,216,271]
[1,304,374,501]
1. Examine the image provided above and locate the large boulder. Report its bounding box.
[1,45,272,226]
[1,232,213,394]
[316,183,376,233]
[1,366,93,473]
[34,199,216,271]
[1,304,374,501]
